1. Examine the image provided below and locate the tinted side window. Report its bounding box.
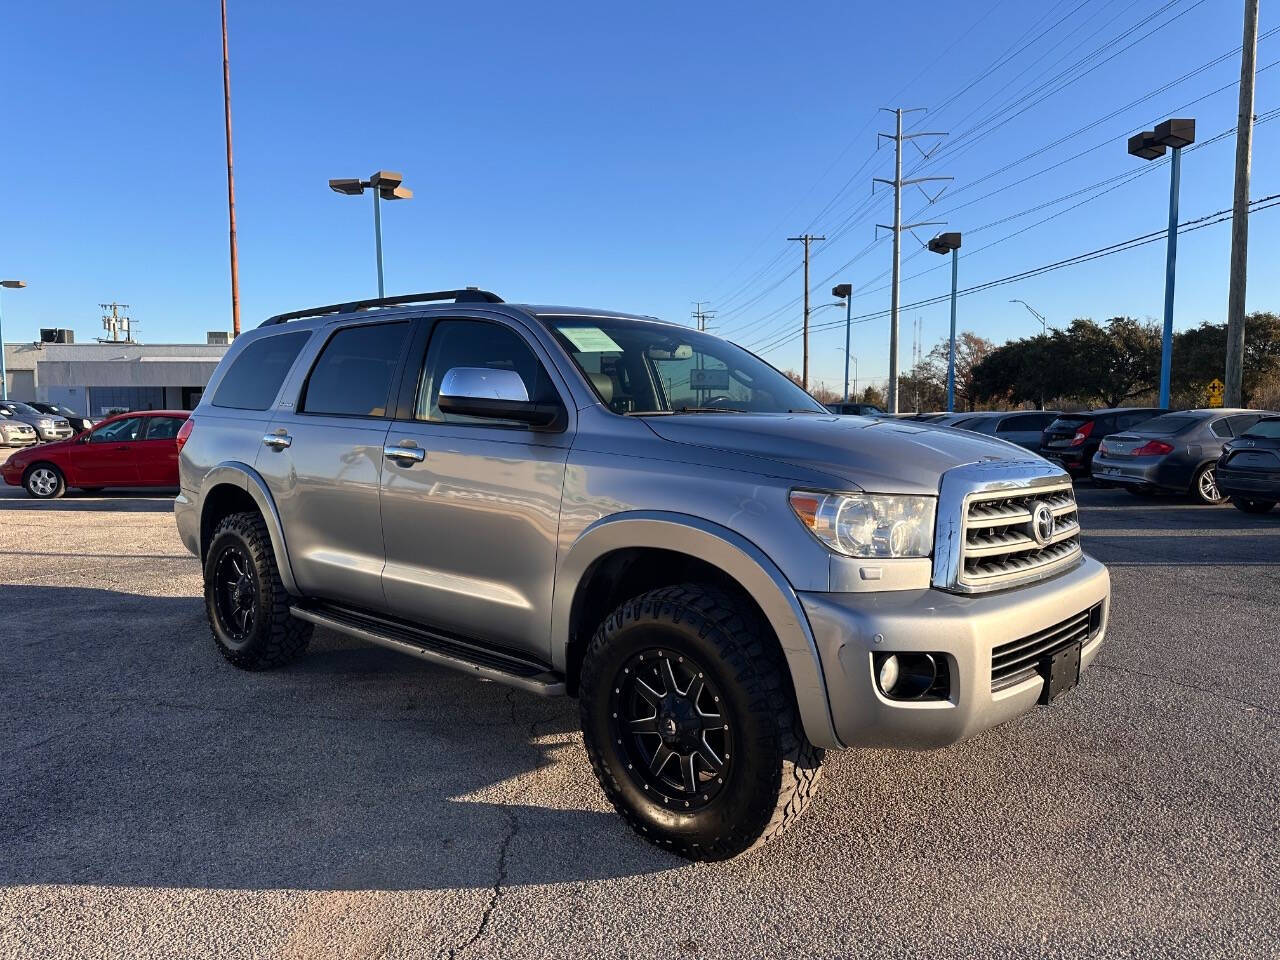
[1210,418,1233,438]
[144,416,186,440]
[416,320,552,426]
[90,417,144,443]
[301,322,410,417]
[213,331,311,411]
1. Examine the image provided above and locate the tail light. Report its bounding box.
[175,417,195,453]
[1133,439,1173,457]
[1069,421,1094,446]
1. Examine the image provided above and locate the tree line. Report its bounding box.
[791,312,1280,412]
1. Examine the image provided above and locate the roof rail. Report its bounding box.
[260,288,504,326]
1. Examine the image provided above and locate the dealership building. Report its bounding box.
[2,339,230,416]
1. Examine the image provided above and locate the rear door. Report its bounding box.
[377,315,572,661]
[255,319,413,609]
[70,416,145,485]
[134,415,187,485]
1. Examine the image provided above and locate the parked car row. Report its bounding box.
[1,409,190,498]
[824,403,1279,512]
[0,399,91,444]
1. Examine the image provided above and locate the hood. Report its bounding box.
[641,413,1042,496]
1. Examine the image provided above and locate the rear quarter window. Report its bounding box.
[212,330,312,411]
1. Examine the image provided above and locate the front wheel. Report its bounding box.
[1191,464,1225,505]
[24,464,66,499]
[579,584,823,861]
[1233,498,1276,514]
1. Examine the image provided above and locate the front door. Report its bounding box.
[378,317,571,661]
[71,416,145,485]
[254,319,412,609]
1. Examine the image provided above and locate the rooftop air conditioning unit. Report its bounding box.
[39,328,75,344]
[207,331,231,345]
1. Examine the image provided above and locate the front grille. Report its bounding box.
[960,484,1082,590]
[992,603,1103,689]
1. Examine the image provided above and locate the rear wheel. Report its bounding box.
[579,584,823,861]
[1191,464,1224,505]
[1233,498,1276,514]
[204,511,312,669]
[24,464,65,499]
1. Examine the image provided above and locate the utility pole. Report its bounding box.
[1225,0,1259,406]
[100,302,135,343]
[875,108,949,413]
[221,0,241,338]
[787,235,824,390]
[691,301,716,333]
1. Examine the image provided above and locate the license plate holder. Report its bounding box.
[1039,642,1081,705]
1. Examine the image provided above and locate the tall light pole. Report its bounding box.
[0,280,26,401]
[1010,299,1048,335]
[1128,118,1195,409]
[329,171,414,297]
[832,283,853,401]
[927,233,962,412]
[220,0,241,338]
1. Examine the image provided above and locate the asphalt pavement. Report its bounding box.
[1,454,1277,959]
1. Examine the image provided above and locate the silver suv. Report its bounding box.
[175,289,1110,860]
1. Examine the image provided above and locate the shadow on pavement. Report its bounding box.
[0,489,177,512]
[0,584,678,892]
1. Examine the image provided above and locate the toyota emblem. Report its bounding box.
[1030,502,1055,546]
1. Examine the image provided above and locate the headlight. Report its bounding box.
[38,419,53,428]
[789,490,936,558]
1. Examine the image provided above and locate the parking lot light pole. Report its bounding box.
[927,233,962,412]
[328,171,414,298]
[832,284,853,401]
[1128,118,1195,409]
[0,280,27,401]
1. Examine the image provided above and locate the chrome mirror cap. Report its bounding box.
[439,366,529,403]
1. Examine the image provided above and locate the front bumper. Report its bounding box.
[1,433,37,447]
[799,555,1110,749]
[36,425,73,441]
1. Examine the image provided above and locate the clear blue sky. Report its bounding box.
[1,0,1275,393]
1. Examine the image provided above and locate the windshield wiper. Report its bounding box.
[629,406,747,416]
[788,408,823,414]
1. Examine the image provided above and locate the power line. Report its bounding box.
[748,193,1280,356]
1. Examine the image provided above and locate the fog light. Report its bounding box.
[874,652,940,700]
[877,654,901,694]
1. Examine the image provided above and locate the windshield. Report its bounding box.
[1243,418,1280,439]
[0,401,39,416]
[545,316,826,415]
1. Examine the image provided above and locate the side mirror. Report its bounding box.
[437,367,563,429]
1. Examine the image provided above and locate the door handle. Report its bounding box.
[383,444,426,463]
[262,433,292,449]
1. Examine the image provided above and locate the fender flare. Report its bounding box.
[551,511,842,749]
[199,462,300,595]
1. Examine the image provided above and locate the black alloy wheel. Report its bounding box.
[212,543,258,645]
[611,648,731,811]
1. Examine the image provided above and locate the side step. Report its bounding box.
[290,601,566,697]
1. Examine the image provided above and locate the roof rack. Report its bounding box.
[260,288,504,326]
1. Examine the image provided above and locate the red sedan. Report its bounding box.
[2,410,192,499]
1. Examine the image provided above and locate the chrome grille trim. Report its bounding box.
[932,459,1083,594]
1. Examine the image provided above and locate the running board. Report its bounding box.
[290,602,565,697]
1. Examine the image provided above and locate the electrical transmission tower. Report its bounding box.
[691,301,717,333]
[874,108,950,414]
[786,234,825,390]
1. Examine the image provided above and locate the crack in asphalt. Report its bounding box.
[443,704,556,959]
